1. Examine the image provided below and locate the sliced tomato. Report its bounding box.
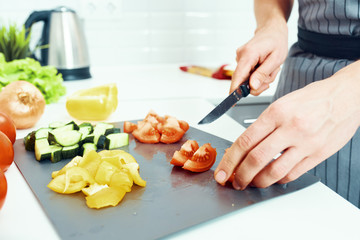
[183,143,217,172]
[123,121,137,133]
[179,140,199,157]
[160,125,185,144]
[178,120,189,132]
[145,110,164,124]
[132,121,160,143]
[170,151,189,166]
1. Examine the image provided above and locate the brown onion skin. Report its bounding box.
[0,81,46,129]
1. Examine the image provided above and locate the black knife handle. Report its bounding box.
[235,80,250,98]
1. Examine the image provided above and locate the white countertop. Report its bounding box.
[1,65,359,240]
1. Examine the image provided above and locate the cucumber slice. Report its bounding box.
[35,128,51,139]
[50,124,74,135]
[93,123,114,144]
[105,127,121,135]
[82,134,95,144]
[35,139,52,161]
[49,145,63,163]
[81,143,97,156]
[66,121,79,130]
[48,121,67,129]
[49,130,82,147]
[24,131,36,151]
[105,133,129,150]
[62,144,80,159]
[97,135,107,149]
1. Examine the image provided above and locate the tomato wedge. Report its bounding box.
[132,121,161,144]
[128,111,189,144]
[183,143,217,172]
[170,140,216,172]
[0,169,7,210]
[123,121,137,133]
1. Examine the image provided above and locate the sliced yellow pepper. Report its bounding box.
[109,168,133,192]
[85,187,126,209]
[82,183,109,196]
[123,162,146,187]
[52,156,83,178]
[99,150,137,164]
[48,166,94,194]
[95,161,119,185]
[66,83,118,121]
[78,150,102,178]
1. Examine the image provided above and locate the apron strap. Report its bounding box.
[298,27,360,60]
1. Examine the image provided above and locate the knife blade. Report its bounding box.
[198,80,250,124]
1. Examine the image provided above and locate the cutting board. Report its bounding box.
[14,122,319,239]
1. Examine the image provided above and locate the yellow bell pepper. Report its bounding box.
[65,83,118,121]
[98,150,137,164]
[109,169,133,192]
[51,156,83,178]
[78,150,102,177]
[123,163,146,187]
[48,166,95,194]
[82,183,109,196]
[95,161,119,185]
[86,187,126,209]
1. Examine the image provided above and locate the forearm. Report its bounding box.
[254,0,293,30]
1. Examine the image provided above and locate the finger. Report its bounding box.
[230,55,259,93]
[233,127,291,190]
[214,112,277,185]
[249,54,282,91]
[251,147,303,188]
[278,155,322,184]
[250,67,280,96]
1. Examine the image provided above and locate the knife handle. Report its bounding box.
[236,80,250,98]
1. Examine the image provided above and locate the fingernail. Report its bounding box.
[215,170,227,183]
[252,78,261,90]
[233,180,241,190]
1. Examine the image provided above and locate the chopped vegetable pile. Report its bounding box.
[24,121,129,163]
[48,150,146,209]
[0,53,66,104]
[124,110,189,144]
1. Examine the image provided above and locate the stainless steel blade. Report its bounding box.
[198,81,250,124]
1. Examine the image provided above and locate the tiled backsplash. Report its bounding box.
[0,0,298,66]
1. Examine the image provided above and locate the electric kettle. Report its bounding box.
[25,6,91,80]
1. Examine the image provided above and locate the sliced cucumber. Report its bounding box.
[49,145,63,163]
[97,135,107,149]
[105,127,121,135]
[62,144,80,159]
[48,121,67,129]
[82,134,95,144]
[35,128,51,139]
[48,130,82,147]
[66,121,79,130]
[105,133,129,150]
[24,131,36,151]
[81,143,97,156]
[50,124,74,135]
[93,123,114,144]
[35,139,52,161]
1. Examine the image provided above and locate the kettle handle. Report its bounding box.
[24,10,51,65]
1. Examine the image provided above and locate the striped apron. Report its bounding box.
[273,0,360,208]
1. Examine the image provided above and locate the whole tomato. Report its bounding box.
[0,131,14,172]
[0,169,7,210]
[0,112,16,144]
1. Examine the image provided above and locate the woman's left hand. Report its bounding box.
[214,64,360,189]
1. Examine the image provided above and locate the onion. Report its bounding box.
[0,81,45,129]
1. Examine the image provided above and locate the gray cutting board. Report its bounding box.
[14,122,319,239]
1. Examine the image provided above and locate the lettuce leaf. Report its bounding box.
[0,52,66,104]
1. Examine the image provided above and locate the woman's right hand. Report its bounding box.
[232,19,289,96]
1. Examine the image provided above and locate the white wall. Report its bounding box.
[0,0,298,67]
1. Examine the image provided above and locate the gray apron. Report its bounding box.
[274,0,360,207]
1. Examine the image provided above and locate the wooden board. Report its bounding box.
[14,123,319,239]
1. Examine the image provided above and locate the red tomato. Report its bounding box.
[170,140,199,166]
[123,121,137,133]
[183,143,217,172]
[132,121,161,143]
[178,120,189,132]
[0,131,14,172]
[0,112,16,144]
[160,125,185,144]
[0,169,7,210]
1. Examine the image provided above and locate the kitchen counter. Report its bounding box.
[1,65,359,240]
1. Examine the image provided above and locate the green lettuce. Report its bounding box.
[0,52,66,104]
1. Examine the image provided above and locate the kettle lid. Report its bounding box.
[53,6,75,13]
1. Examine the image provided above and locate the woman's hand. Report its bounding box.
[232,19,288,96]
[214,65,360,189]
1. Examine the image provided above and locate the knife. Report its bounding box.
[198,80,250,124]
